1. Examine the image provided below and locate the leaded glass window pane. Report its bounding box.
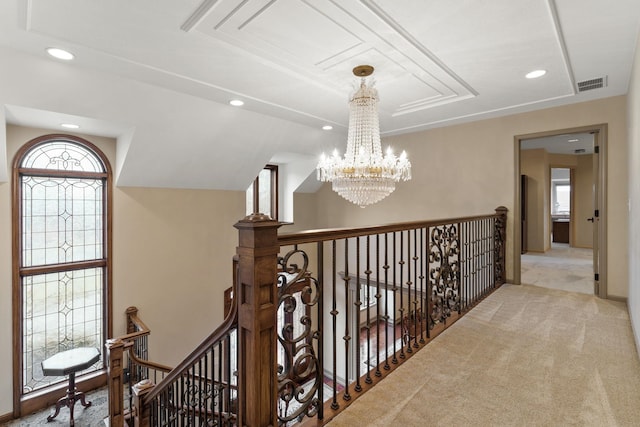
[21,176,103,267]
[22,268,103,393]
[21,140,104,172]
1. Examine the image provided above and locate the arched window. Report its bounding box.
[12,134,112,412]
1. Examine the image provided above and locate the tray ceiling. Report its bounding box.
[0,0,638,190]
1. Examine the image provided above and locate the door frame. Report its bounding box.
[513,124,608,298]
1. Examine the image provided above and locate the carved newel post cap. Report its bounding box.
[133,379,155,393]
[241,212,273,222]
[105,338,124,347]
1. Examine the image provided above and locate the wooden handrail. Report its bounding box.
[277,211,505,246]
[126,306,150,334]
[124,341,172,374]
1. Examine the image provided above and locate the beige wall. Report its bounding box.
[113,187,244,362]
[0,165,11,415]
[0,125,245,415]
[313,96,629,299]
[282,192,319,233]
[627,30,640,356]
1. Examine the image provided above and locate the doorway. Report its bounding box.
[514,125,607,298]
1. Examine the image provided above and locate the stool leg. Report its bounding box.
[46,401,63,422]
[46,372,74,423]
[45,371,94,425]
[77,390,92,408]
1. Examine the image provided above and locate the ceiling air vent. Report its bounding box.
[577,76,607,92]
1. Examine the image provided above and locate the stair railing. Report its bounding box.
[109,208,507,426]
[106,306,170,425]
[274,207,507,425]
[130,216,279,426]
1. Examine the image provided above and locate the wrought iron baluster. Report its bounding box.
[355,236,362,392]
[365,234,373,384]
[330,239,339,410]
[317,240,324,422]
[485,218,490,295]
[419,227,425,344]
[404,230,413,354]
[216,340,222,426]
[343,238,351,402]
[399,230,406,359]
[491,217,496,288]
[411,229,419,347]
[392,232,398,365]
[464,221,469,305]
[374,234,382,377]
[472,220,478,304]
[383,233,390,371]
[484,218,488,294]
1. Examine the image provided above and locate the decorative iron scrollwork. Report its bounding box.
[276,248,321,425]
[428,224,460,329]
[494,209,507,285]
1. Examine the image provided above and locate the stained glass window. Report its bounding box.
[15,136,110,395]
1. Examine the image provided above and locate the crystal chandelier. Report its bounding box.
[317,65,411,207]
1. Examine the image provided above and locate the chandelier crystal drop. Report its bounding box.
[317,65,411,207]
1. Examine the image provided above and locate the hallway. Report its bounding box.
[521,243,594,295]
[328,284,640,426]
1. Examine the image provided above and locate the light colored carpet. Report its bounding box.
[326,284,640,427]
[2,386,108,426]
[521,244,594,295]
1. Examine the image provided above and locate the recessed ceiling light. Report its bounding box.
[526,69,546,79]
[60,123,80,129]
[229,99,244,107]
[46,47,75,60]
[322,125,333,131]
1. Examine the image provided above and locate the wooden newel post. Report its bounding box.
[126,306,139,334]
[133,380,154,427]
[105,338,125,427]
[494,206,508,285]
[234,213,281,427]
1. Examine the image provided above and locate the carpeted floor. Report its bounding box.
[3,387,108,426]
[7,283,640,426]
[521,244,593,295]
[327,284,640,426]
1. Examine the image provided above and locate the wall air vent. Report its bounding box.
[577,76,607,92]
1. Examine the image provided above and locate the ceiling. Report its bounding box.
[521,132,595,155]
[0,0,639,192]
